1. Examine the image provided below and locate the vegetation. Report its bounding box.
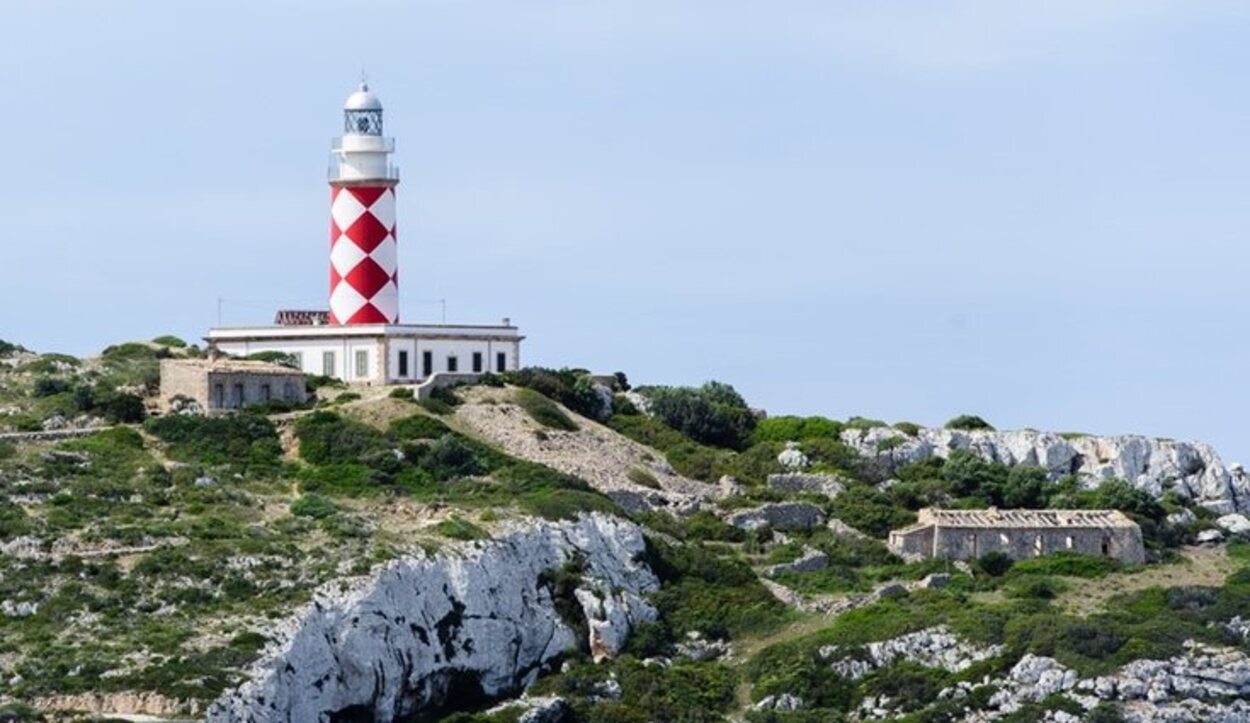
[945,414,995,431]
[515,388,579,431]
[638,381,756,450]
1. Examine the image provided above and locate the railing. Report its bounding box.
[328,162,400,182]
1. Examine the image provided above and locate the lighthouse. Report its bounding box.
[206,81,523,386]
[328,82,401,325]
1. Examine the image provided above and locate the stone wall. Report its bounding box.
[893,523,1145,564]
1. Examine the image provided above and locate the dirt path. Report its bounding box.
[1058,544,1238,615]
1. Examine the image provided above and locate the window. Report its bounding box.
[472,352,483,373]
[355,350,369,379]
[232,383,244,409]
[261,384,271,401]
[422,350,433,377]
[1034,535,1044,557]
[398,350,410,377]
[447,355,459,373]
[496,352,507,372]
[322,351,336,377]
[213,383,224,409]
[291,352,303,371]
[999,533,1009,546]
[1065,535,1075,550]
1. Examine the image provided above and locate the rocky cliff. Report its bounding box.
[207,514,658,723]
[841,427,1250,513]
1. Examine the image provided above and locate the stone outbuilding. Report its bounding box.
[888,508,1145,565]
[159,358,307,413]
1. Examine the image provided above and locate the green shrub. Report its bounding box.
[418,397,455,415]
[0,339,26,357]
[827,484,916,538]
[1010,553,1121,579]
[503,367,606,419]
[642,382,756,450]
[0,440,15,461]
[752,416,843,443]
[98,392,146,423]
[146,413,281,468]
[515,388,578,431]
[1007,576,1068,600]
[893,421,922,436]
[645,538,789,640]
[388,414,451,440]
[0,500,34,540]
[978,551,1014,577]
[33,377,71,397]
[388,387,415,400]
[627,467,661,489]
[290,493,337,519]
[945,415,994,431]
[151,335,187,348]
[293,411,385,465]
[435,516,487,541]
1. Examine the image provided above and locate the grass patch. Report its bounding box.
[515,388,578,431]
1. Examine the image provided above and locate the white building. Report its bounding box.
[207,82,524,384]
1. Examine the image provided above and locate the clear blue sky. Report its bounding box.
[2,2,1248,460]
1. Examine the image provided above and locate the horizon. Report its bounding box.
[2,2,1249,461]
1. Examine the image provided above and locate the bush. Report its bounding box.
[145,413,281,467]
[945,415,994,431]
[1007,576,1068,600]
[627,467,661,489]
[515,388,578,432]
[33,377,71,397]
[978,551,1014,577]
[388,414,451,440]
[435,516,487,541]
[0,440,16,461]
[503,367,607,419]
[1010,553,1121,579]
[99,392,146,423]
[642,381,756,450]
[290,494,337,519]
[151,335,187,348]
[645,539,789,640]
[294,411,386,465]
[388,387,415,400]
[0,339,26,357]
[752,416,843,444]
[827,484,916,538]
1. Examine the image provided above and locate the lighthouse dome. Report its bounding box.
[345,83,382,111]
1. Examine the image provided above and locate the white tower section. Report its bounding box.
[328,83,402,325]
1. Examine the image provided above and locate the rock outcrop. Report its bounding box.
[726,502,826,531]
[208,514,659,723]
[841,427,1250,513]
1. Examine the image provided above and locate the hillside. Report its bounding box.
[3,340,1250,722]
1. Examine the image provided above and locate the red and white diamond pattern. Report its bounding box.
[329,186,399,324]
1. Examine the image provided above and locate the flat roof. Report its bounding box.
[206,323,523,341]
[161,358,303,375]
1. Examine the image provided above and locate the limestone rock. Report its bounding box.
[207,514,659,723]
[1216,514,1250,536]
[764,547,829,577]
[776,442,809,470]
[840,427,1250,513]
[1197,529,1225,544]
[767,472,845,498]
[726,503,826,531]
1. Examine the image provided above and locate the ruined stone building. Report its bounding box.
[159,359,307,413]
[888,508,1145,564]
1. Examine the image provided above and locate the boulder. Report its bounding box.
[767,473,845,498]
[1216,514,1250,536]
[776,442,809,470]
[726,503,826,531]
[1197,529,1225,545]
[764,547,829,577]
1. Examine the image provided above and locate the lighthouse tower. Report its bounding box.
[328,82,400,325]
